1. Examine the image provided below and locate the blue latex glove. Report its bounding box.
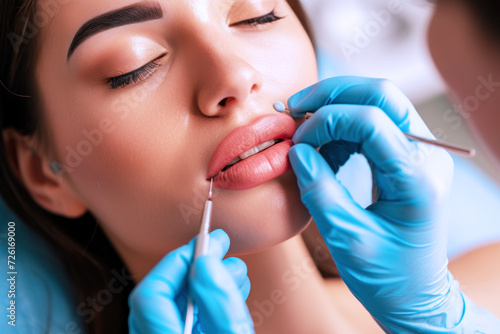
[288,76,500,333]
[128,229,254,334]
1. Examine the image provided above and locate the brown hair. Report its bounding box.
[0,1,315,333]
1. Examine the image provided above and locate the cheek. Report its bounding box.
[266,26,318,96]
[44,82,208,253]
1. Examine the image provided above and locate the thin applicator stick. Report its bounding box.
[184,179,214,334]
[273,101,476,158]
[403,132,475,158]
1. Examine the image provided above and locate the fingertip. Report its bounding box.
[192,256,237,292]
[208,229,230,257]
[241,277,251,301]
[289,144,307,169]
[289,144,326,190]
[287,89,309,117]
[287,91,300,109]
[222,257,250,300]
[222,257,248,276]
[210,229,230,244]
[289,142,312,157]
[222,258,248,283]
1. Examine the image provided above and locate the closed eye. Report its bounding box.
[108,54,166,89]
[230,10,284,27]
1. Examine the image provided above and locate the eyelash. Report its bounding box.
[108,61,161,89]
[230,10,284,27]
[108,11,283,89]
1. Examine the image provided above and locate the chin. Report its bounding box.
[211,171,312,255]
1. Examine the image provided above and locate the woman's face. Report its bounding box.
[35,0,317,266]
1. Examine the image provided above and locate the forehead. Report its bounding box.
[36,0,142,60]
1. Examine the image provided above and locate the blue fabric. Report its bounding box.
[0,202,85,334]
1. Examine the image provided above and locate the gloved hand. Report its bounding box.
[288,76,500,332]
[128,229,254,334]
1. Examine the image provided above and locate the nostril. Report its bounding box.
[218,98,228,107]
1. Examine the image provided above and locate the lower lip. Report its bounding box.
[213,140,294,190]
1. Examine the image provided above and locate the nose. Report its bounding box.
[193,32,264,117]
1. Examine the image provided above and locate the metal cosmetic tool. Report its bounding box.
[273,101,476,158]
[184,178,214,334]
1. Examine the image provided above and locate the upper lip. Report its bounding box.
[207,114,297,179]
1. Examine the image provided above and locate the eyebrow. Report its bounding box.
[67,2,163,60]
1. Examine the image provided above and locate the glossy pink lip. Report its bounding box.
[207,114,298,190]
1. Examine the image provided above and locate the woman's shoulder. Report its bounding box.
[0,201,86,333]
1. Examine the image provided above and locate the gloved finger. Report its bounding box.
[173,229,233,315]
[223,257,251,301]
[288,144,379,260]
[239,277,251,303]
[128,240,195,334]
[133,229,228,297]
[128,229,230,334]
[205,229,231,260]
[174,230,234,323]
[293,103,454,213]
[287,76,431,137]
[293,105,415,185]
[289,144,368,223]
[175,255,247,325]
[192,256,255,334]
